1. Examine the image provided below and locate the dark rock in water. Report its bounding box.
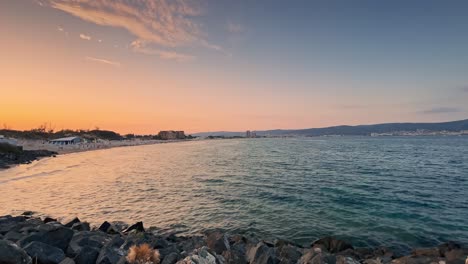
[23,241,66,264]
[59,257,75,264]
[247,242,278,264]
[64,217,80,228]
[162,252,181,264]
[44,217,58,224]
[0,239,32,264]
[71,222,90,232]
[222,235,248,264]
[311,237,353,254]
[22,211,35,216]
[67,231,111,257]
[178,236,207,255]
[73,246,100,264]
[99,221,116,233]
[17,224,74,252]
[123,221,145,233]
[206,231,230,254]
[95,235,125,264]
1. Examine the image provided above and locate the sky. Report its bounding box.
[1,0,468,134]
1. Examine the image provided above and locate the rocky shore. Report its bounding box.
[0,149,57,169]
[0,213,466,264]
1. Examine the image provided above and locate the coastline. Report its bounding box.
[0,139,193,170]
[0,213,466,264]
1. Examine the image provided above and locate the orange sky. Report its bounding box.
[1,1,467,134]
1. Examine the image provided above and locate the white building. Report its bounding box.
[0,135,18,146]
[48,136,82,145]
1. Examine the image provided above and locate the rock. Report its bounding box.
[275,243,303,264]
[247,242,278,264]
[59,258,75,264]
[162,252,181,264]
[0,239,32,264]
[96,236,126,264]
[23,241,66,264]
[311,237,354,254]
[44,217,58,224]
[73,246,100,264]
[64,217,81,228]
[17,224,74,251]
[177,236,207,255]
[67,231,111,257]
[222,237,248,264]
[391,255,441,264]
[71,222,90,232]
[22,211,35,216]
[4,230,24,242]
[206,231,230,254]
[336,256,360,264]
[123,221,145,233]
[177,247,218,264]
[412,247,440,257]
[444,249,465,264]
[0,215,26,235]
[99,221,112,232]
[438,242,461,257]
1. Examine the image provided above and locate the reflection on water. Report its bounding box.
[1,137,468,252]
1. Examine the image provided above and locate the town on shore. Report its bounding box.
[0,212,467,264]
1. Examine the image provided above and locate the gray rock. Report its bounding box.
[23,241,65,264]
[391,255,441,264]
[59,257,75,264]
[67,231,111,257]
[176,246,218,264]
[71,222,90,232]
[162,252,181,264]
[336,256,360,264]
[311,237,353,254]
[247,242,278,264]
[43,217,58,224]
[4,230,24,242]
[17,224,74,251]
[73,246,100,264]
[96,236,126,264]
[123,221,145,233]
[206,231,230,255]
[64,217,81,228]
[0,239,32,264]
[0,215,26,235]
[276,243,303,264]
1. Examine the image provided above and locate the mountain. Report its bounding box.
[193,119,468,137]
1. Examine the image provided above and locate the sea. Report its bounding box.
[1,136,467,253]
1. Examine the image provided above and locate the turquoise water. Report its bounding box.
[1,137,467,253]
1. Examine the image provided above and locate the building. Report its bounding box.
[48,136,82,145]
[158,131,186,140]
[245,131,256,138]
[246,131,251,138]
[0,135,18,146]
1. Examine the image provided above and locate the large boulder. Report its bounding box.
[0,239,32,264]
[0,215,27,235]
[17,224,74,251]
[64,217,81,228]
[67,231,111,257]
[311,237,353,254]
[206,231,230,255]
[73,246,100,264]
[275,242,303,264]
[23,241,66,264]
[123,221,145,233]
[96,236,126,264]
[162,252,181,264]
[176,247,219,264]
[247,242,278,264]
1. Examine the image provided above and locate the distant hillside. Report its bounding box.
[194,119,468,137]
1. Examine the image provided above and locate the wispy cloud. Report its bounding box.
[227,22,244,34]
[131,41,194,62]
[43,0,223,58]
[421,107,462,114]
[85,56,121,67]
[79,33,91,40]
[57,26,64,32]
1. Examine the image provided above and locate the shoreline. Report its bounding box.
[0,139,194,170]
[0,213,467,264]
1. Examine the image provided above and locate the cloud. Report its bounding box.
[43,0,223,58]
[85,56,121,67]
[227,22,244,34]
[421,107,462,114]
[131,40,194,62]
[79,33,91,40]
[460,86,468,93]
[57,26,64,32]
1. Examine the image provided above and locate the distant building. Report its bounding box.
[245,131,256,138]
[48,136,82,145]
[158,131,186,140]
[0,135,18,146]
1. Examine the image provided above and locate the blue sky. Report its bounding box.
[1,0,467,133]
